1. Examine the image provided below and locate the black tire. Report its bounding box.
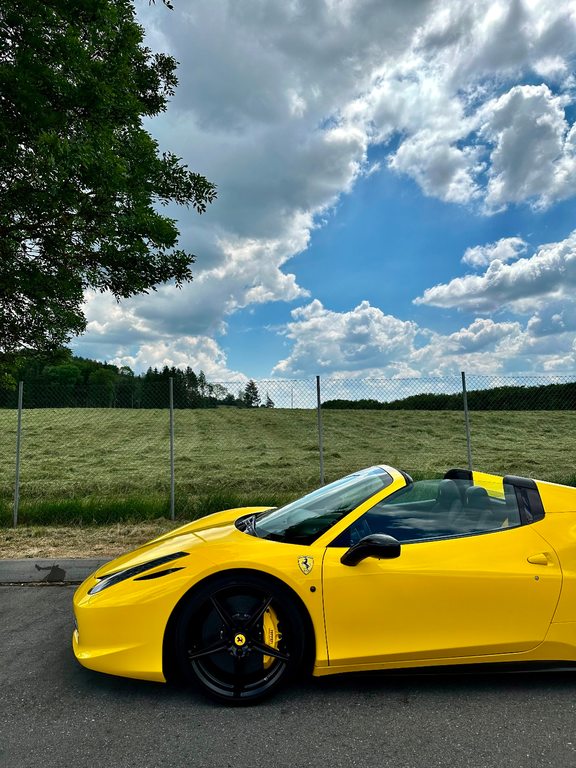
[174,572,306,704]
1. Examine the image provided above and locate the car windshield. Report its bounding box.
[251,466,394,545]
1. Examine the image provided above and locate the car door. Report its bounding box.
[322,523,562,668]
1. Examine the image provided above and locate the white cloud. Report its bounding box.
[462,237,527,268]
[273,300,420,376]
[272,296,576,378]
[73,292,244,379]
[108,338,246,382]
[273,300,530,377]
[533,56,569,80]
[401,318,527,376]
[526,301,576,337]
[136,0,576,260]
[72,1,576,375]
[445,317,522,352]
[389,132,481,204]
[415,231,576,312]
[357,3,576,208]
[479,85,576,210]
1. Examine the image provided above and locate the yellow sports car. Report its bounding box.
[73,464,576,703]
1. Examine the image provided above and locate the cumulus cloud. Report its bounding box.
[273,300,420,376]
[137,0,576,259]
[73,1,576,374]
[526,301,576,337]
[415,231,576,312]
[272,296,576,377]
[81,1,436,368]
[479,85,576,210]
[72,293,245,380]
[462,237,527,268]
[353,4,576,208]
[272,300,531,377]
[410,327,526,376]
[389,133,481,204]
[108,338,246,382]
[445,318,522,352]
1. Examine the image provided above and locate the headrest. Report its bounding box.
[466,486,490,507]
[437,479,460,503]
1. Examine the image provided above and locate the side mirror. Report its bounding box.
[341,534,401,566]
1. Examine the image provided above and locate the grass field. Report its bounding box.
[2,407,576,527]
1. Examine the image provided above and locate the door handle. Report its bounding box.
[527,553,549,565]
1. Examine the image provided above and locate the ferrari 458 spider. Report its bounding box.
[73,464,576,703]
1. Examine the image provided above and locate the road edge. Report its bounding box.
[0,558,109,585]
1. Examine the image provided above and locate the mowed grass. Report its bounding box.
[1,407,576,528]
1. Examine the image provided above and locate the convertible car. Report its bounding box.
[73,464,576,703]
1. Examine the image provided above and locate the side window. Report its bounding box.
[331,478,523,547]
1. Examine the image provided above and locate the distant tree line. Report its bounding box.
[6,349,573,411]
[322,382,576,411]
[0,349,274,409]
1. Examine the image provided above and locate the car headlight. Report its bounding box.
[88,551,188,595]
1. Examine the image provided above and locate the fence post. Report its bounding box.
[13,380,24,527]
[169,377,175,521]
[316,375,325,485]
[461,371,473,472]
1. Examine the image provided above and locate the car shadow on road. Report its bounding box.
[71,659,576,708]
[305,665,576,699]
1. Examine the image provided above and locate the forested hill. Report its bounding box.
[322,382,576,411]
[4,349,576,410]
[0,349,267,409]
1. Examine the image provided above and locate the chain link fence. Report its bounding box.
[2,372,576,525]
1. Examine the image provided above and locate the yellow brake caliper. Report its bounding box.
[262,605,282,669]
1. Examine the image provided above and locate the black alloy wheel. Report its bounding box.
[174,573,306,704]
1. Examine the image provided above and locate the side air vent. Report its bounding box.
[134,567,184,581]
[89,552,188,594]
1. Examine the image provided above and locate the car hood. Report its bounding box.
[91,506,273,579]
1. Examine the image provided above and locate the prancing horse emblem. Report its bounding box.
[298,556,314,575]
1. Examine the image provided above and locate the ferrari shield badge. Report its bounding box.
[298,556,314,575]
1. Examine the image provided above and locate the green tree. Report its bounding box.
[86,367,117,407]
[264,392,274,408]
[197,370,208,398]
[115,365,136,408]
[211,383,230,402]
[0,0,216,355]
[243,380,261,408]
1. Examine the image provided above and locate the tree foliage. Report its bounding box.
[321,383,576,411]
[242,379,261,408]
[0,0,216,355]
[0,349,246,408]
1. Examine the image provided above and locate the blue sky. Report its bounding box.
[74,0,576,382]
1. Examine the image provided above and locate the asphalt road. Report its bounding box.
[2,586,576,768]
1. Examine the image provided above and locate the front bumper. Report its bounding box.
[72,547,217,683]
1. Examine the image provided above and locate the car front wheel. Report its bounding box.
[174,573,306,704]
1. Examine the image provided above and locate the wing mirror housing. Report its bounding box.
[341,534,401,566]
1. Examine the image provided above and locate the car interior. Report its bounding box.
[343,474,524,546]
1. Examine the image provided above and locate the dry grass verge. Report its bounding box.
[0,520,181,559]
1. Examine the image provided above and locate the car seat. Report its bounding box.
[461,485,495,531]
[430,479,462,522]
